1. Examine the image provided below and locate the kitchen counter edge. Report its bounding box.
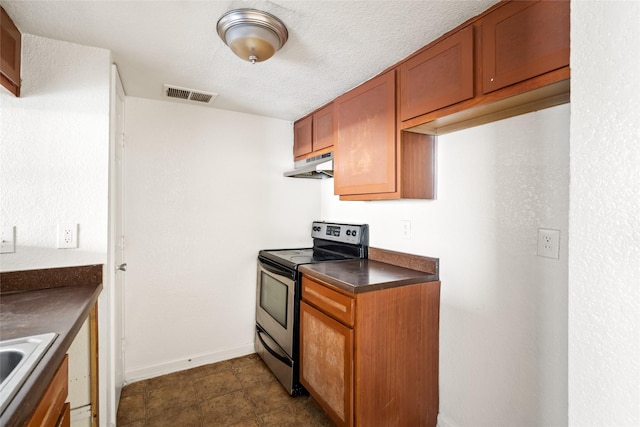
[0,265,103,427]
[299,258,439,294]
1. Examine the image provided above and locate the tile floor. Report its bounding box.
[117,353,335,427]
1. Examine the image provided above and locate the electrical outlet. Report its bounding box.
[1,226,16,253]
[537,228,560,259]
[401,220,411,240]
[57,224,78,249]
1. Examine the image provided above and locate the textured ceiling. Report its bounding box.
[1,0,499,121]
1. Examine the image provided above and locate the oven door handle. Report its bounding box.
[256,329,293,367]
[260,261,295,281]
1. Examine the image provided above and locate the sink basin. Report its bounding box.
[0,333,57,414]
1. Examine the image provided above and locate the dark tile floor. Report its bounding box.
[117,353,335,427]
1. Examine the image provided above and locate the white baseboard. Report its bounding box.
[123,343,255,384]
[437,413,459,427]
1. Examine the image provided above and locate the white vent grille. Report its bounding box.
[163,84,217,104]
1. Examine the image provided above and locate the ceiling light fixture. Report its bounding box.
[216,8,288,64]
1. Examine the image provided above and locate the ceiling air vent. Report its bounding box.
[163,84,218,105]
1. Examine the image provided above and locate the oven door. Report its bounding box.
[256,259,295,357]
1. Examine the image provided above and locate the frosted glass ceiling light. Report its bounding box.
[217,9,288,64]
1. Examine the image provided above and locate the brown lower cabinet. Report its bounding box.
[28,355,70,427]
[300,275,441,427]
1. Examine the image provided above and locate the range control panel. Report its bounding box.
[311,221,369,246]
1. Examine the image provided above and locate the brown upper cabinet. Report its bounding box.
[482,0,570,94]
[401,0,570,135]
[334,70,437,201]
[293,115,313,159]
[334,71,397,198]
[293,103,334,160]
[399,25,474,123]
[312,103,334,152]
[1,6,22,97]
[293,0,569,200]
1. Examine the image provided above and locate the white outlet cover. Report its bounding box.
[401,219,411,240]
[57,223,78,249]
[537,228,560,259]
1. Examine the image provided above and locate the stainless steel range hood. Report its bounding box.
[284,152,333,179]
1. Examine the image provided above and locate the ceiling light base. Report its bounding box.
[217,9,288,64]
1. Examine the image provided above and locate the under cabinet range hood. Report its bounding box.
[284,152,333,179]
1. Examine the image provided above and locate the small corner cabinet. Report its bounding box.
[0,6,22,96]
[293,103,334,160]
[300,274,441,427]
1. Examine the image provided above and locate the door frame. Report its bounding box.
[105,63,126,426]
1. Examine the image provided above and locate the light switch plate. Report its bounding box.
[1,226,16,253]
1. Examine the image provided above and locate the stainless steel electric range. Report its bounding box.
[255,221,369,395]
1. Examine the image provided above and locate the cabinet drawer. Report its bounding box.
[28,355,69,427]
[302,276,355,327]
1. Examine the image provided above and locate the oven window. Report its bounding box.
[260,272,288,328]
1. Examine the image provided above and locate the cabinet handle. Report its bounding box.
[117,263,127,271]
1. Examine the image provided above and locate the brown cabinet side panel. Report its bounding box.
[482,0,570,93]
[400,25,474,122]
[355,282,441,427]
[400,131,437,199]
[300,301,353,427]
[0,6,21,96]
[56,403,71,427]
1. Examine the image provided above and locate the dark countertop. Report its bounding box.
[299,258,439,294]
[0,265,102,427]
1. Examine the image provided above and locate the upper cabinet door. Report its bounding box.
[312,103,334,152]
[334,71,397,196]
[399,25,474,122]
[293,115,313,159]
[482,0,570,94]
[1,6,21,96]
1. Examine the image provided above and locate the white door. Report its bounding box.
[106,64,126,426]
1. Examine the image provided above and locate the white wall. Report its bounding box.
[0,34,111,271]
[122,97,320,381]
[569,1,640,425]
[0,34,113,427]
[321,104,570,427]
